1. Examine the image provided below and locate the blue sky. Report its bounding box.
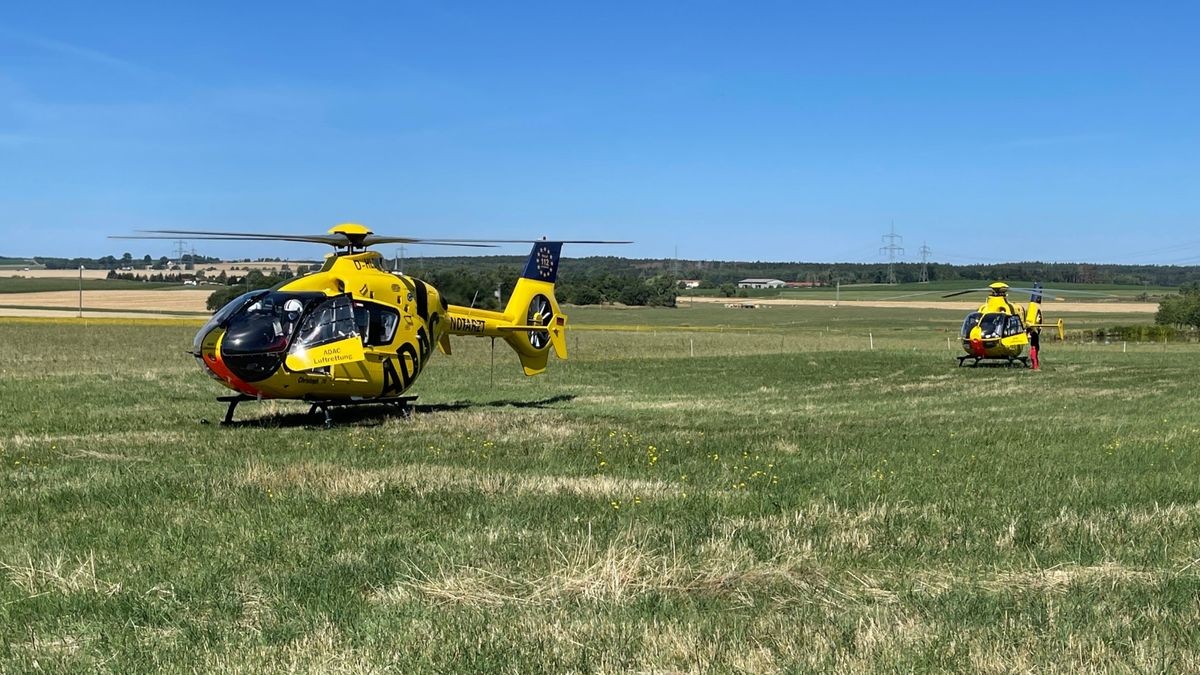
[2,1,1199,264]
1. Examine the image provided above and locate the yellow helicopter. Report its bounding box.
[114,224,627,425]
[945,282,1065,368]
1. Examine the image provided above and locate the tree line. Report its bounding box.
[36,252,222,270]
[383,254,1200,288]
[1156,283,1200,329]
[24,249,1200,287]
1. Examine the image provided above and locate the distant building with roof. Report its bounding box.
[738,278,786,289]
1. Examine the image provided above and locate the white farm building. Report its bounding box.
[737,278,786,289]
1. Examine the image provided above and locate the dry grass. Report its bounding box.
[386,533,847,610]
[240,460,675,500]
[0,553,121,598]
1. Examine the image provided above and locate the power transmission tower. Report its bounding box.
[918,242,932,283]
[173,240,188,266]
[879,223,904,284]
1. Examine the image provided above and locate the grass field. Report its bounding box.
[0,278,185,293]
[1,305,1198,672]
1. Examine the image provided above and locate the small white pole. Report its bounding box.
[1123,341,1127,353]
[689,338,694,357]
[947,336,952,351]
[869,332,874,350]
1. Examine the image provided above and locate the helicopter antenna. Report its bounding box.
[880,222,904,284]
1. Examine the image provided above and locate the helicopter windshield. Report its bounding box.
[978,313,1007,339]
[960,312,982,338]
[192,290,268,355]
[221,291,326,355]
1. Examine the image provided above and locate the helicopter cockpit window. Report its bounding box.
[192,290,268,355]
[352,301,400,346]
[221,291,324,355]
[960,312,982,338]
[1005,315,1023,337]
[292,294,358,350]
[978,313,1006,339]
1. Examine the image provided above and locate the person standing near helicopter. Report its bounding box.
[1027,326,1041,370]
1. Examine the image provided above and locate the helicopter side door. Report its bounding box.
[284,294,366,374]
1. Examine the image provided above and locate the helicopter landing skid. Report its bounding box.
[956,355,1031,368]
[215,393,418,427]
[217,394,257,425]
[305,396,418,428]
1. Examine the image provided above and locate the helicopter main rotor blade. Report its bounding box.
[941,288,989,298]
[112,229,629,249]
[363,236,632,246]
[115,230,498,248]
[112,233,347,245]
[1006,286,1120,299]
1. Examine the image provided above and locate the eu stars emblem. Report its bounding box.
[536,246,554,278]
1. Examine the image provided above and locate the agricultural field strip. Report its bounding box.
[0,290,212,311]
[685,296,1158,313]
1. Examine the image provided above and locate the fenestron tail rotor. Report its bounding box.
[526,294,553,350]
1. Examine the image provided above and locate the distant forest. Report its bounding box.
[408,255,1200,288]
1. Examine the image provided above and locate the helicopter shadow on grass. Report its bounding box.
[414,394,577,414]
[208,394,578,429]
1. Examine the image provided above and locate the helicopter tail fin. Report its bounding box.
[499,241,568,375]
[443,241,569,376]
[1025,282,1044,328]
[1026,282,1064,341]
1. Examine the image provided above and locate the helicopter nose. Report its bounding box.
[194,325,264,395]
[194,325,233,382]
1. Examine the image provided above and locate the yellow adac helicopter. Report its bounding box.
[114,224,627,425]
[944,282,1065,368]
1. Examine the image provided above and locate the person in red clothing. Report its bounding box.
[1027,326,1041,370]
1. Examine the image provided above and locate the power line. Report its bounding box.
[879,222,904,284]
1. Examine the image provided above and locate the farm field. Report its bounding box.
[0,290,213,316]
[1,305,1198,672]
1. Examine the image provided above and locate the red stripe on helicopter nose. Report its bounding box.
[204,350,264,398]
[970,338,986,357]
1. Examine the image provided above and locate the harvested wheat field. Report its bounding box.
[0,289,211,313]
[3,269,114,280]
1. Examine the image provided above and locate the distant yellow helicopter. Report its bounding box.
[945,282,1065,368]
[114,224,627,424]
